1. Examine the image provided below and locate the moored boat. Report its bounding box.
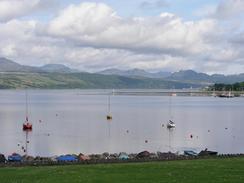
[23,121,32,131]
[167,120,176,129]
[198,149,218,156]
[218,91,234,98]
[184,150,198,156]
[8,153,22,162]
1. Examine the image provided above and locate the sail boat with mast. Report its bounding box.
[167,120,175,129]
[23,90,32,131]
[22,90,32,155]
[165,90,176,153]
[106,92,113,154]
[167,90,176,129]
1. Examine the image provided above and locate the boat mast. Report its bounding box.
[106,92,112,121]
[108,94,111,114]
[25,90,28,156]
[107,93,112,136]
[169,89,173,120]
[168,89,175,152]
[25,90,28,122]
[106,92,112,154]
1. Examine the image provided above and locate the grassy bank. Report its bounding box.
[0,157,244,183]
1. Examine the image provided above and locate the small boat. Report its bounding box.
[184,150,198,156]
[23,122,32,131]
[167,120,175,129]
[57,155,77,162]
[23,90,32,131]
[198,148,218,156]
[218,91,234,98]
[136,151,150,159]
[106,94,112,121]
[107,115,112,120]
[119,152,129,160]
[8,153,22,162]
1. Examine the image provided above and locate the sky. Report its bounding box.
[0,0,244,74]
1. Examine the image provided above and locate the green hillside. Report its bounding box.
[0,72,201,89]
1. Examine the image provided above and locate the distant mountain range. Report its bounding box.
[39,64,79,73]
[0,57,78,73]
[0,57,41,72]
[167,70,244,84]
[0,57,244,89]
[98,68,244,84]
[97,68,171,78]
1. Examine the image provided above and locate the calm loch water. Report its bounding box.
[0,90,244,156]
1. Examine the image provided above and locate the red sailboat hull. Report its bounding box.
[23,123,32,131]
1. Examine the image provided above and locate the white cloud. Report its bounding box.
[196,0,244,20]
[214,0,244,19]
[47,3,118,38]
[46,2,218,58]
[0,2,243,75]
[0,0,57,22]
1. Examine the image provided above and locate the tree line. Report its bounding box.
[209,82,244,91]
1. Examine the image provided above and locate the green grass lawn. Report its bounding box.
[0,158,244,183]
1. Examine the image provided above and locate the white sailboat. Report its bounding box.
[167,120,176,129]
[167,90,176,129]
